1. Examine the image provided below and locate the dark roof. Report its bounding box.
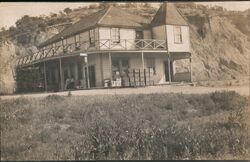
[39,8,108,47]
[98,6,149,28]
[151,3,188,26]
[39,6,149,47]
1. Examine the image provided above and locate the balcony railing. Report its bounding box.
[16,39,167,67]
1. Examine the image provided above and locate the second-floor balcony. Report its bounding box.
[16,39,167,67]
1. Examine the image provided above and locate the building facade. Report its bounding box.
[15,3,192,92]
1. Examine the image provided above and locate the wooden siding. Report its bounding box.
[99,27,136,50]
[166,25,190,52]
[102,53,112,80]
[88,53,103,87]
[144,53,169,84]
[152,25,166,40]
[143,29,152,39]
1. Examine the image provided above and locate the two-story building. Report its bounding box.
[15,3,192,92]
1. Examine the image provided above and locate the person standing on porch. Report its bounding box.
[65,77,71,90]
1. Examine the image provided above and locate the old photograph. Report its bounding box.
[0,1,249,160]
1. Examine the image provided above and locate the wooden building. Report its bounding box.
[15,3,192,92]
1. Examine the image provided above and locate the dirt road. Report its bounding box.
[1,85,249,100]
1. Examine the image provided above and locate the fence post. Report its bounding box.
[144,69,147,86]
[133,69,136,87]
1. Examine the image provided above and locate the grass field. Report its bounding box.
[0,91,249,160]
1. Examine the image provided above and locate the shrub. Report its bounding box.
[210,91,247,110]
[45,94,64,102]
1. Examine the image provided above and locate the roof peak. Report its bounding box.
[151,2,188,26]
[97,5,113,25]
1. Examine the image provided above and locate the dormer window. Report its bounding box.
[111,28,120,44]
[174,26,182,44]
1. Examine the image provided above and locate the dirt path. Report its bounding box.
[1,85,249,100]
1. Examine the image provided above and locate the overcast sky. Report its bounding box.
[0,2,249,29]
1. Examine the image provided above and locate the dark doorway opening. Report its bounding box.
[88,65,96,87]
[164,60,173,82]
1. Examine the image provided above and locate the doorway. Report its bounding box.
[164,60,173,82]
[88,65,96,87]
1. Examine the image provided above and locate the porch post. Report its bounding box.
[59,58,64,91]
[74,62,78,88]
[141,51,145,69]
[168,52,172,83]
[109,52,113,84]
[43,61,47,91]
[86,55,90,88]
[189,56,192,83]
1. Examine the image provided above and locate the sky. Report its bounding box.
[0,1,249,29]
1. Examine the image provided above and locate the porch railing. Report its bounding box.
[16,39,167,67]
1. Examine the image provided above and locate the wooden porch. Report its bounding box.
[16,39,167,67]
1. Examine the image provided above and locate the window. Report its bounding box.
[111,28,120,44]
[174,26,182,43]
[89,29,95,45]
[146,58,156,75]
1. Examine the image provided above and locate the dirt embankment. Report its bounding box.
[187,14,250,81]
[0,40,16,94]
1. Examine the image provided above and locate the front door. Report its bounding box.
[164,61,173,82]
[88,65,96,87]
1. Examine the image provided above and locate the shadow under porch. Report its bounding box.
[15,55,89,93]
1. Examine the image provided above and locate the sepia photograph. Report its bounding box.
[0,1,249,160]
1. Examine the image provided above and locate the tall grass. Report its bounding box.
[0,91,249,160]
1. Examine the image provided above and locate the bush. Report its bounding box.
[210,91,247,110]
[45,94,64,102]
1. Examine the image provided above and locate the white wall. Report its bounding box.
[99,27,136,50]
[166,25,190,52]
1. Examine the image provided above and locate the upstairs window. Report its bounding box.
[111,28,120,44]
[174,26,182,44]
[89,29,95,45]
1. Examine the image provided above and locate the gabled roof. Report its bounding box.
[39,8,108,47]
[39,6,149,47]
[98,6,149,28]
[151,3,188,27]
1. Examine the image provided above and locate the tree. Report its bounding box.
[1,27,6,32]
[50,13,57,18]
[64,8,72,14]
